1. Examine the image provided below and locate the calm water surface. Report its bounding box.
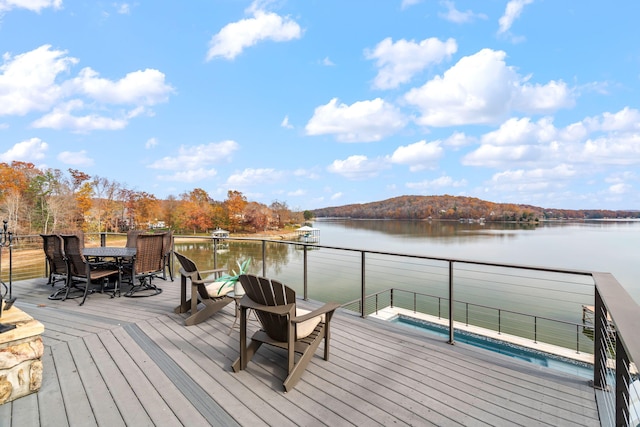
[313,218,640,304]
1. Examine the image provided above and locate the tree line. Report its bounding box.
[0,161,304,235]
[312,195,640,221]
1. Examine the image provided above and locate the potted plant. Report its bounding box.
[215,258,251,296]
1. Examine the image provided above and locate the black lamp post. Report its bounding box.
[0,219,15,305]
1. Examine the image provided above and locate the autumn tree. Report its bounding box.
[176,188,215,233]
[225,190,247,232]
[244,201,271,232]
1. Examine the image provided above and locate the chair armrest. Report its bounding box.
[292,302,341,323]
[239,296,296,316]
[179,268,226,285]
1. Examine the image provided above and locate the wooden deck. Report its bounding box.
[1,276,600,426]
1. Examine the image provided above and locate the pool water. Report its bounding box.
[394,315,593,379]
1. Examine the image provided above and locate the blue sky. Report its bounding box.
[1,1,639,211]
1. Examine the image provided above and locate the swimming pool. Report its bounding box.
[393,314,594,379]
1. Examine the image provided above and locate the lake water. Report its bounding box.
[312,218,640,304]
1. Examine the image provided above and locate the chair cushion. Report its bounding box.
[205,282,233,298]
[295,308,325,340]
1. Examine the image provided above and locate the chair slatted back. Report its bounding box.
[134,233,164,275]
[240,274,296,342]
[174,251,200,279]
[126,230,145,248]
[61,234,86,278]
[41,234,66,275]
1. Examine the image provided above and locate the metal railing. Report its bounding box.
[10,232,640,426]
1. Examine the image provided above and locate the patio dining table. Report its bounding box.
[82,247,136,298]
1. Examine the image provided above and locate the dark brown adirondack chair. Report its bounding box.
[232,274,340,392]
[41,234,67,287]
[173,251,232,326]
[61,233,119,305]
[124,233,165,297]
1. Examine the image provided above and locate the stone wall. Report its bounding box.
[0,306,45,404]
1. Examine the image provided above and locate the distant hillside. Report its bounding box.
[312,195,640,221]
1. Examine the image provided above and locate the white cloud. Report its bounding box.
[488,164,575,192]
[0,0,62,13]
[31,100,128,131]
[321,57,335,66]
[389,139,443,171]
[148,140,239,170]
[57,150,94,167]
[0,138,48,162]
[327,155,389,180]
[115,3,130,14]
[287,189,305,196]
[0,45,77,116]
[157,168,218,182]
[404,48,573,127]
[439,1,487,24]
[480,117,557,146]
[498,0,534,35]
[280,115,293,129]
[306,97,407,142]
[401,0,422,10]
[226,168,285,187]
[0,45,174,132]
[366,37,457,90]
[145,137,158,149]
[444,131,475,148]
[66,67,173,105]
[406,175,467,190]
[206,5,302,61]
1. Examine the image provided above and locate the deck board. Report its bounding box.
[3,277,601,426]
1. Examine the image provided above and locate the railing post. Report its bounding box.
[576,325,580,354]
[360,251,366,318]
[213,237,218,269]
[303,245,308,301]
[498,309,502,334]
[100,232,106,247]
[448,261,455,344]
[593,288,606,390]
[390,288,394,308]
[261,240,266,277]
[534,317,538,343]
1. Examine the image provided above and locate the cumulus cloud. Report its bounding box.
[327,155,390,180]
[404,48,574,127]
[498,0,534,35]
[65,67,173,105]
[406,175,467,191]
[488,164,576,192]
[0,138,48,162]
[305,98,407,142]
[31,100,129,131]
[0,45,77,116]
[157,168,218,183]
[57,150,94,167]
[280,115,293,129]
[206,2,302,60]
[0,45,174,132]
[148,140,239,172]
[226,168,285,187]
[0,0,61,13]
[366,37,457,89]
[439,1,487,24]
[389,139,444,171]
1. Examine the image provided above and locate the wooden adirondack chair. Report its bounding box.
[232,274,340,392]
[173,251,233,326]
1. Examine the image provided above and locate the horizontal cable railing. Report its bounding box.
[6,232,639,426]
